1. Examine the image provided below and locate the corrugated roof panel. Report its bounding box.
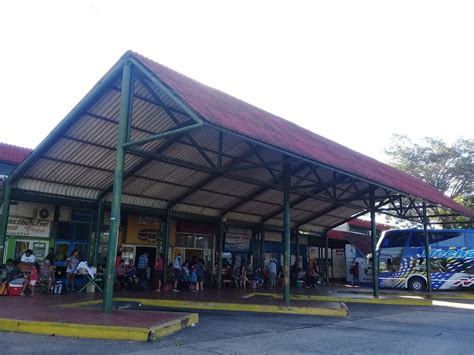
[293,199,333,211]
[235,200,279,216]
[136,161,209,187]
[24,159,112,190]
[173,203,221,217]
[88,90,121,122]
[44,138,118,171]
[123,177,188,201]
[16,178,99,200]
[182,190,238,209]
[121,194,168,210]
[204,177,258,196]
[164,141,214,167]
[226,211,262,224]
[66,115,118,149]
[130,98,178,134]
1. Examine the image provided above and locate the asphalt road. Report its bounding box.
[1,303,473,354]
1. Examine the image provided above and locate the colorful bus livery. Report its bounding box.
[374,229,474,291]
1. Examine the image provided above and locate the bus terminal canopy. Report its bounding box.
[6,50,473,231]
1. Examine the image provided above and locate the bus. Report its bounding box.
[370,229,474,291]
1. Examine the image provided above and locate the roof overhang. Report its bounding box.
[6,51,473,231]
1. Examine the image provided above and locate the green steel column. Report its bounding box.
[0,180,11,262]
[423,202,433,295]
[324,231,329,285]
[283,161,291,305]
[217,220,225,289]
[93,200,104,267]
[162,208,171,284]
[261,226,265,270]
[103,62,134,313]
[369,185,379,298]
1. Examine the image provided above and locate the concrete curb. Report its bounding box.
[112,297,348,317]
[250,292,433,306]
[0,312,198,342]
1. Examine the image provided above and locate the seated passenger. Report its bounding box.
[39,260,54,293]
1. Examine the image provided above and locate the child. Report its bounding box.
[190,265,198,292]
[39,260,54,293]
[20,263,39,296]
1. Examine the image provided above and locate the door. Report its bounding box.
[135,246,157,267]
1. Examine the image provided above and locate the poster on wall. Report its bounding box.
[7,217,51,238]
[127,215,162,245]
[224,233,251,252]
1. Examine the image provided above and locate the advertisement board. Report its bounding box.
[7,217,51,238]
[126,215,162,245]
[224,233,251,252]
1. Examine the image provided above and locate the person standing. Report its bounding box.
[268,259,277,289]
[154,253,164,292]
[65,249,79,291]
[172,254,182,292]
[351,262,360,286]
[45,247,56,266]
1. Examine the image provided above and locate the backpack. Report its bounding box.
[53,281,63,295]
[0,281,8,296]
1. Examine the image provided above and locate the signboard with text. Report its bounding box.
[7,217,51,238]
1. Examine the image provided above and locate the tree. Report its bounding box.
[384,135,473,227]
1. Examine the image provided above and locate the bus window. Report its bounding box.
[381,233,410,248]
[430,232,465,247]
[465,232,474,248]
[409,232,424,247]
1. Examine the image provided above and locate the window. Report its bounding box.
[75,223,90,241]
[430,232,465,247]
[410,232,424,247]
[58,222,73,240]
[381,233,409,248]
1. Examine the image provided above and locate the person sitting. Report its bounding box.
[125,260,138,289]
[39,260,54,293]
[297,267,306,287]
[21,249,36,265]
[20,262,39,296]
[8,260,24,285]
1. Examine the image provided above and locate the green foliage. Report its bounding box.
[384,135,473,227]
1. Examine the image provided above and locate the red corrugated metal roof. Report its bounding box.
[131,51,473,218]
[0,143,32,165]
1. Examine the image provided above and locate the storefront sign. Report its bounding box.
[126,215,162,245]
[225,233,251,252]
[7,217,51,238]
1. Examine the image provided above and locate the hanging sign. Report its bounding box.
[225,233,251,252]
[126,215,162,245]
[7,217,51,238]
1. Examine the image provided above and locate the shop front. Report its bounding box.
[3,202,54,263]
[172,220,216,274]
[121,214,163,267]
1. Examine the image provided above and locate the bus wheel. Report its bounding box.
[408,277,427,291]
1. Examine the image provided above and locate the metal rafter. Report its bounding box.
[261,175,353,222]
[134,72,216,169]
[219,162,309,217]
[246,141,280,183]
[167,145,267,208]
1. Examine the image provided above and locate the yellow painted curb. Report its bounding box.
[113,297,348,317]
[0,318,149,341]
[0,308,198,342]
[252,292,433,306]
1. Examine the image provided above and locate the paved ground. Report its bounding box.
[1,302,473,354]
